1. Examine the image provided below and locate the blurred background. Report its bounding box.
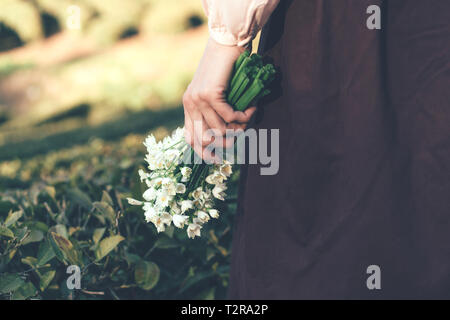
[0,0,256,300]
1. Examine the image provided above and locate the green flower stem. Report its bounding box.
[228,73,249,105]
[198,165,210,188]
[233,50,250,73]
[231,76,250,106]
[230,56,251,89]
[235,80,265,111]
[189,162,206,192]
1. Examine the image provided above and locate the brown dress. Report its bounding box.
[228,0,450,299]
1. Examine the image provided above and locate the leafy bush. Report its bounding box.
[0,132,237,300]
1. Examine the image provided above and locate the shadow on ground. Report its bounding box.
[0,106,184,161]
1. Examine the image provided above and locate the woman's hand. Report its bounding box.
[183,37,256,161]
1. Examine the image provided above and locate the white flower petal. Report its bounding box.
[127,198,142,206]
[187,223,202,239]
[196,210,210,223]
[209,209,219,219]
[181,200,193,213]
[173,214,189,228]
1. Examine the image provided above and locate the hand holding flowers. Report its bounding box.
[127,49,276,239]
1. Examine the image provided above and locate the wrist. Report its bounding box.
[208,37,248,60]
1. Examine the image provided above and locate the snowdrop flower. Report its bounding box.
[163,181,177,196]
[187,223,202,239]
[212,183,227,201]
[172,127,185,141]
[127,198,142,206]
[144,135,157,150]
[152,178,163,188]
[192,187,203,200]
[144,205,157,223]
[143,188,157,201]
[155,156,166,170]
[144,179,153,188]
[180,200,193,213]
[170,202,181,215]
[160,212,173,226]
[220,163,232,178]
[156,190,172,208]
[138,169,150,182]
[206,171,224,185]
[204,200,213,209]
[172,214,189,228]
[196,210,210,223]
[143,202,154,211]
[180,167,192,182]
[147,153,165,171]
[176,183,186,194]
[209,209,219,219]
[153,217,166,233]
[162,177,174,188]
[164,148,180,163]
[203,188,212,200]
[193,198,204,209]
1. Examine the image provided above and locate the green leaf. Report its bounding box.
[11,282,37,300]
[95,235,124,261]
[5,210,23,227]
[21,230,44,245]
[47,234,66,265]
[93,202,116,224]
[134,261,160,291]
[0,273,25,294]
[67,188,92,210]
[92,212,106,225]
[49,232,82,266]
[179,270,215,294]
[21,257,38,269]
[37,240,56,266]
[14,227,29,242]
[101,190,114,206]
[49,224,68,239]
[24,221,49,233]
[92,227,106,245]
[124,252,141,267]
[0,225,14,238]
[39,270,56,291]
[154,235,179,250]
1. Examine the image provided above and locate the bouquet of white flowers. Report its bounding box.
[127,51,276,239]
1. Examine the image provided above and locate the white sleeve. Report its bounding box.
[202,0,280,47]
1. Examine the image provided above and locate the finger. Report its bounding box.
[209,134,236,150]
[194,113,216,149]
[183,90,196,146]
[197,100,227,137]
[212,100,256,124]
[184,108,194,146]
[226,122,247,131]
[183,92,216,159]
[192,137,219,163]
[243,106,257,119]
[231,106,257,124]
